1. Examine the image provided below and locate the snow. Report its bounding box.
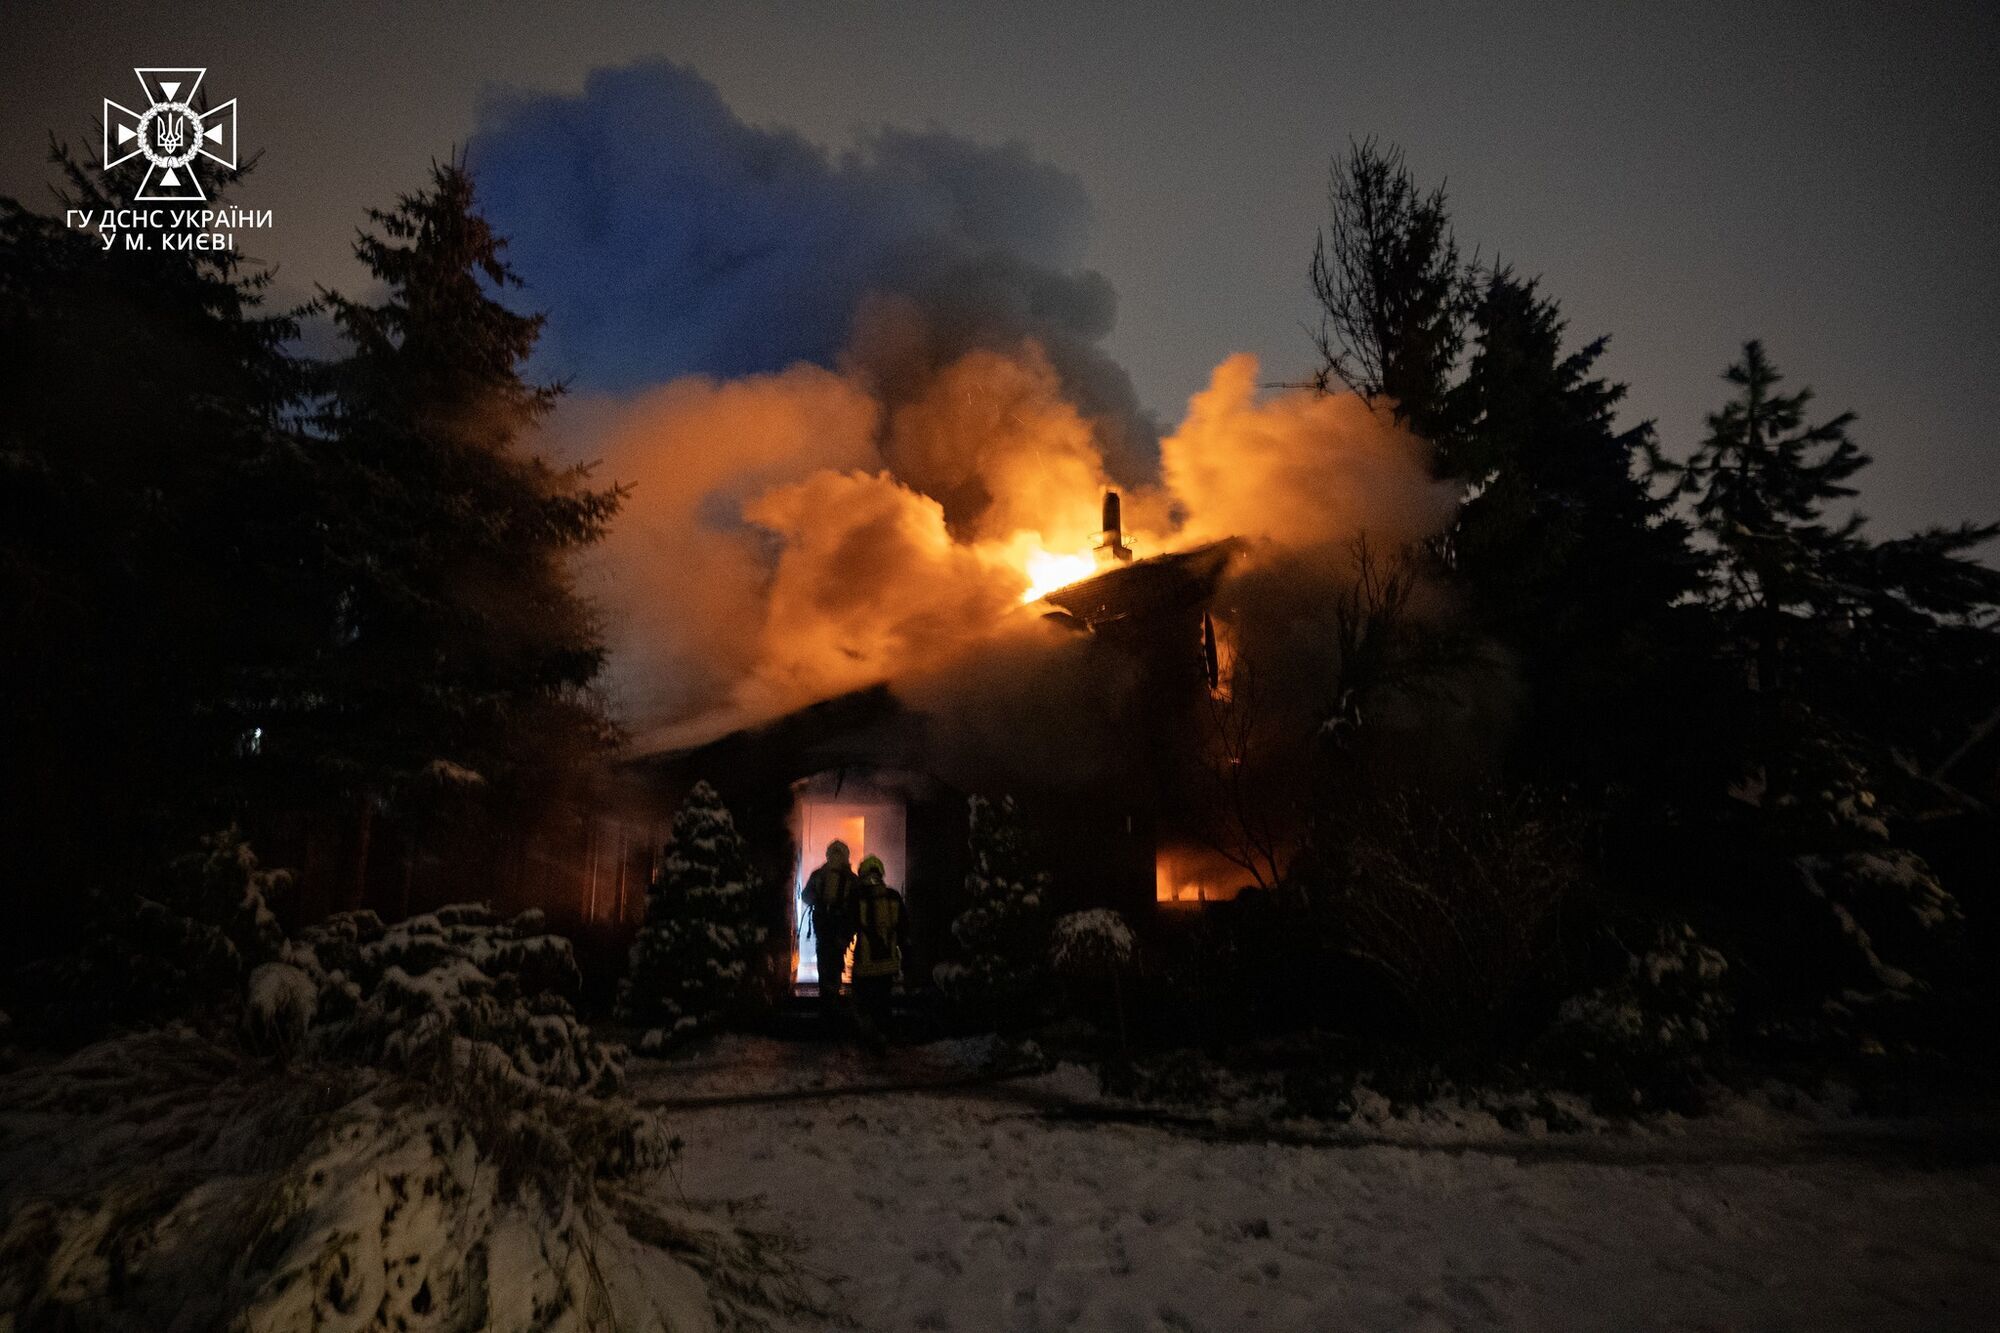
[638,1038,2000,1332]
[7,1024,1995,1329]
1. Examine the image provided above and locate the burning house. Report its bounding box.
[622,491,1250,991]
[531,351,1462,987]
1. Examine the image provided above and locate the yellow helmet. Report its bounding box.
[857,855,885,880]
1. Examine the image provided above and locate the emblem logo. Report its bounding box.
[103,68,237,202]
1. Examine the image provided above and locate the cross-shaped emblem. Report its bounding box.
[103,68,238,203]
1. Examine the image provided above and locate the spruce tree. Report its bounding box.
[1673,340,1871,702]
[309,158,622,897]
[1671,341,2000,782]
[1451,270,1710,789]
[937,795,1054,1028]
[617,782,771,1043]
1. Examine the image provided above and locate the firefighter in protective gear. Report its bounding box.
[801,840,856,1021]
[849,855,907,1049]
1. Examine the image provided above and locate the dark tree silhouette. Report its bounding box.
[1310,138,1471,450]
[0,146,316,965]
[1451,269,1711,789]
[308,157,623,903]
[1667,341,2000,792]
[1311,142,1711,796]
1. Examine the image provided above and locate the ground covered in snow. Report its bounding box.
[634,1037,2000,1332]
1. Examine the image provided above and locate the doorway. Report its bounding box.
[791,787,907,990]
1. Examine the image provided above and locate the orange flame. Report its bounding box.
[1155,845,1250,906]
[1016,545,1099,603]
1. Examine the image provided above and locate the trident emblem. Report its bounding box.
[102,68,237,202]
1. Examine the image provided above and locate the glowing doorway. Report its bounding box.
[792,789,906,989]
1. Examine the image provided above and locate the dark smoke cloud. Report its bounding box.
[471,60,1155,478]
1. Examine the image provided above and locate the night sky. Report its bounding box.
[5,0,1994,541]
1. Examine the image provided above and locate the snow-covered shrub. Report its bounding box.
[1050,909,1137,1065]
[616,781,773,1047]
[935,795,1054,1028]
[1051,909,1136,974]
[269,902,626,1094]
[0,1029,833,1332]
[1764,744,1966,1032]
[1795,848,1963,1006]
[14,826,287,1044]
[1537,922,1732,1109]
[244,958,319,1053]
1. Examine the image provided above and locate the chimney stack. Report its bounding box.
[1095,489,1134,565]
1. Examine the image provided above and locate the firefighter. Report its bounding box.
[801,839,856,1024]
[849,854,907,1051]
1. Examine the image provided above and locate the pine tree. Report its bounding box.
[309,158,622,897]
[1450,270,1711,788]
[936,795,1054,1028]
[1670,341,2000,783]
[617,782,771,1043]
[1673,340,1871,701]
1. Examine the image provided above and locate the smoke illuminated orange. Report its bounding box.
[561,345,1457,752]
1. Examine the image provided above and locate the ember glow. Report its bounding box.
[1155,845,1251,906]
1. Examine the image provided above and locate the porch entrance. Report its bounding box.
[791,786,906,991]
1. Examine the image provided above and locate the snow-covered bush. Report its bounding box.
[616,781,773,1047]
[1051,909,1136,974]
[257,902,626,1094]
[14,826,288,1044]
[1050,909,1137,1065]
[1795,847,1963,1005]
[935,795,1054,1028]
[0,1029,832,1332]
[1538,922,1732,1109]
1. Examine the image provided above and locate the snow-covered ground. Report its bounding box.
[638,1038,2000,1332]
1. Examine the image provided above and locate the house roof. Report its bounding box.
[629,538,1243,775]
[1041,540,1240,629]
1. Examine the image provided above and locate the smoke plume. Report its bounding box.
[474,61,1155,476]
[483,63,1459,755]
